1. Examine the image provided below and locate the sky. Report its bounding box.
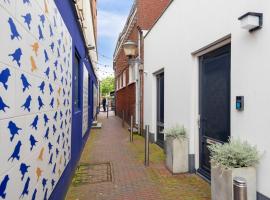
[97,0,134,80]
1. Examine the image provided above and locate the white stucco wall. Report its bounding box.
[144,0,270,197]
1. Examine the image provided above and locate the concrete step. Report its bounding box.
[92,122,102,129]
[92,121,98,126]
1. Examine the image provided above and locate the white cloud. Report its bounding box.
[98,10,126,39]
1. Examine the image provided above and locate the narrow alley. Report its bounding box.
[66,112,210,200]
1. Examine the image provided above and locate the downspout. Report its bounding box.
[137,26,143,135]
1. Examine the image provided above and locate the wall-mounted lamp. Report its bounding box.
[238,12,263,32]
[123,40,137,59]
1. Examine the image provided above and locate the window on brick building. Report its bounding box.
[120,74,122,88]
[123,70,126,87]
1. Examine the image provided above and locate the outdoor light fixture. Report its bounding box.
[238,12,263,32]
[123,40,137,58]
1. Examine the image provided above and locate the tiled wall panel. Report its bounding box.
[0,0,72,199]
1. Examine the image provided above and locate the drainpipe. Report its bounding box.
[137,26,143,135]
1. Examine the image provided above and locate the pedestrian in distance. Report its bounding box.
[102,97,106,112]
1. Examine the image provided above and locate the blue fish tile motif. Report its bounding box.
[48,142,53,153]
[49,98,54,108]
[38,96,44,110]
[8,141,22,161]
[0,175,9,199]
[56,135,60,145]
[38,81,45,94]
[44,49,49,62]
[53,16,56,27]
[9,48,22,67]
[51,179,55,188]
[49,84,53,95]
[21,95,32,112]
[43,188,48,200]
[20,163,30,180]
[53,112,57,121]
[52,125,56,134]
[57,39,61,46]
[49,25,53,37]
[30,115,38,130]
[55,148,59,157]
[42,178,47,191]
[52,163,56,174]
[21,74,31,92]
[23,0,30,5]
[0,68,10,90]
[54,60,58,68]
[20,177,30,198]
[53,71,57,81]
[21,13,32,30]
[48,153,53,165]
[8,121,22,141]
[44,127,49,139]
[29,135,37,151]
[50,42,54,52]
[57,48,60,58]
[8,18,21,40]
[38,25,44,40]
[0,96,9,112]
[31,189,37,200]
[44,67,50,79]
[39,15,45,27]
[43,114,49,126]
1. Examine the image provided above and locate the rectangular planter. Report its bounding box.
[211,165,256,200]
[165,138,188,173]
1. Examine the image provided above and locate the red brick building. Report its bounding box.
[113,0,171,130]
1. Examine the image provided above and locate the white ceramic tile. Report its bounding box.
[0,0,16,17]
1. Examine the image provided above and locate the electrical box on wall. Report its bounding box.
[236,96,244,111]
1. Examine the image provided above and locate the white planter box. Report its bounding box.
[211,165,256,200]
[165,137,188,173]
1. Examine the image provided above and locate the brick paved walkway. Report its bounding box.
[66,112,210,200]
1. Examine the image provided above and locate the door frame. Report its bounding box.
[156,71,165,147]
[191,37,231,179]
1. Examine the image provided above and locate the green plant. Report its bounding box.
[208,138,260,169]
[100,76,114,96]
[165,125,187,140]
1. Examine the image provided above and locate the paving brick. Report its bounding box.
[66,112,210,200]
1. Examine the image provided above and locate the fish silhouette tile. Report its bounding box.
[0,175,9,199]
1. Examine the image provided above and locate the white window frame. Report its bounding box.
[123,70,126,87]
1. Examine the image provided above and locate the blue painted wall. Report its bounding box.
[50,1,97,200]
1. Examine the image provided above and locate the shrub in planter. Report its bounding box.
[209,139,260,200]
[165,125,188,173]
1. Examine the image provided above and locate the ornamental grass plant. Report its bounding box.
[208,138,260,169]
[165,125,187,140]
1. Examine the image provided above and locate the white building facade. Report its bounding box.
[143,0,270,199]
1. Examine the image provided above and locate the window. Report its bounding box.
[74,52,81,111]
[120,74,122,88]
[116,77,119,90]
[129,65,135,83]
[123,70,126,87]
